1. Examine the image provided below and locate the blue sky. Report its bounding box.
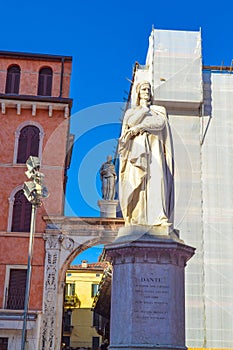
[2,0,233,262]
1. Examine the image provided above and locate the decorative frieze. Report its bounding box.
[40,234,62,350]
[107,243,193,267]
[0,98,70,118]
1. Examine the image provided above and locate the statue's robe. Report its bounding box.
[119,104,174,226]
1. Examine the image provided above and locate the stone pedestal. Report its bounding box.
[98,200,119,218]
[105,226,195,350]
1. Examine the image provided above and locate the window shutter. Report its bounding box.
[11,190,32,232]
[13,71,20,93]
[37,74,45,96]
[65,283,76,296]
[91,284,99,297]
[5,65,20,94]
[11,198,22,231]
[37,67,53,96]
[71,283,76,296]
[24,201,32,231]
[29,126,40,157]
[7,269,27,310]
[45,74,53,96]
[0,338,8,350]
[17,125,40,164]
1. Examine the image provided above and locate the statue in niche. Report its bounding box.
[100,155,117,200]
[118,81,174,227]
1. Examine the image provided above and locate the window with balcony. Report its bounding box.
[5,269,27,310]
[64,283,80,307]
[65,283,75,296]
[5,65,20,94]
[37,67,53,96]
[11,189,32,232]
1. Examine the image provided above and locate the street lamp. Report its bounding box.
[21,156,49,350]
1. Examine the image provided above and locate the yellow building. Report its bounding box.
[63,260,109,349]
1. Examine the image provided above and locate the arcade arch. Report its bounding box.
[39,216,124,350]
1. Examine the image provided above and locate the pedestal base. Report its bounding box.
[98,199,119,218]
[106,226,195,350]
[109,345,187,350]
[116,225,181,242]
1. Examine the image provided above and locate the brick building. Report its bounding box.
[0,51,73,350]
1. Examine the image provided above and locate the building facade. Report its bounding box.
[0,51,73,350]
[63,261,109,349]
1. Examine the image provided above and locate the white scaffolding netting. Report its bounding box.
[174,72,233,348]
[126,28,233,348]
[147,29,203,103]
[199,72,233,348]
[130,29,203,105]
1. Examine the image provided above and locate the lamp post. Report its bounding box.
[21,156,48,350]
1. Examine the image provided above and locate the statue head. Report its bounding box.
[135,81,152,106]
[107,155,112,163]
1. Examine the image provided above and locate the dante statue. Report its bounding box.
[118,81,174,227]
[100,155,117,200]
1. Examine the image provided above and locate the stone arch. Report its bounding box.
[40,216,124,350]
[59,237,105,283]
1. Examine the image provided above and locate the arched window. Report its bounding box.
[13,121,44,165]
[11,189,32,232]
[17,125,40,164]
[5,65,21,94]
[37,67,53,96]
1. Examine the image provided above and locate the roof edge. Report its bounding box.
[0,93,73,107]
[0,50,72,61]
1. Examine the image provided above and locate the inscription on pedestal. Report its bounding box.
[134,274,169,323]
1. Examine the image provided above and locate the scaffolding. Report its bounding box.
[130,29,203,106]
[122,28,233,348]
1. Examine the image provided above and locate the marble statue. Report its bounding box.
[118,81,174,226]
[100,155,117,200]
